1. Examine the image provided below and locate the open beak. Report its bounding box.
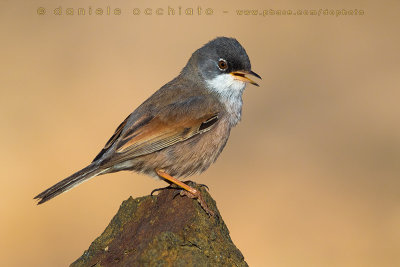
[230,70,262,87]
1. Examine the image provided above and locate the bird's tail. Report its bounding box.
[34,163,108,205]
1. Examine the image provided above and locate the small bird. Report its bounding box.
[34,37,261,215]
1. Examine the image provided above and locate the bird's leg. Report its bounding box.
[155,169,214,216]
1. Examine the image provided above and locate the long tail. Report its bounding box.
[34,163,108,204]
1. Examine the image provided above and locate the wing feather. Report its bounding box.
[116,113,217,157]
[95,95,221,165]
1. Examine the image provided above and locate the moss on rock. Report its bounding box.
[71,183,248,267]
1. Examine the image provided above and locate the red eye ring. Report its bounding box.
[218,59,228,70]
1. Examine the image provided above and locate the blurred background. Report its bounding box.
[1,0,399,266]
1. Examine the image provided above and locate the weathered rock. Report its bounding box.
[71,183,248,267]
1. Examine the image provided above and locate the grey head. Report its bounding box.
[181,37,261,92]
[181,37,261,126]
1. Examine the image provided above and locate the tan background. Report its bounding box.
[1,0,399,266]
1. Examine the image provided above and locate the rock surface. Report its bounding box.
[71,183,248,266]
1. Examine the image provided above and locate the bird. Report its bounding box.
[34,37,261,215]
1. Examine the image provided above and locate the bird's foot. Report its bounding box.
[181,180,210,191]
[178,188,215,217]
[151,183,214,217]
[155,169,214,216]
[150,181,209,196]
[151,185,178,196]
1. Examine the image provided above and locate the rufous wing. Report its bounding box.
[115,112,219,158]
[95,96,221,164]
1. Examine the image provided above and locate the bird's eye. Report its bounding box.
[218,59,228,70]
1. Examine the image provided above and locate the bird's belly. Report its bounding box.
[126,120,231,179]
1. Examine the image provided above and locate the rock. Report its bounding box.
[71,183,248,267]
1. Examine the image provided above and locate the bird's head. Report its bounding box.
[182,37,261,95]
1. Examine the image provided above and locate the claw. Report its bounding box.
[197,183,209,191]
[150,185,176,196]
[181,180,210,191]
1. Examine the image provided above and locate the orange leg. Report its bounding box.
[156,169,198,195]
[156,169,214,216]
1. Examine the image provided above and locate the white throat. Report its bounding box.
[206,73,246,126]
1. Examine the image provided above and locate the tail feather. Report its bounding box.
[34,163,108,204]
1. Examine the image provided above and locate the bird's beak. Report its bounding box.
[230,70,262,87]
